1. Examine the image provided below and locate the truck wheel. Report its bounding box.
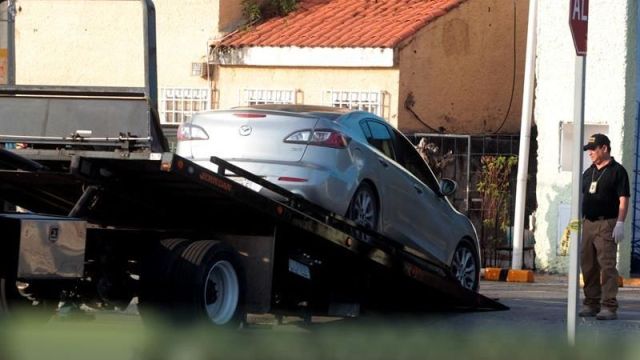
[0,277,58,319]
[138,238,190,318]
[450,240,480,292]
[172,240,245,327]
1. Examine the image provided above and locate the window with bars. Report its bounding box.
[159,88,210,124]
[241,89,295,105]
[324,90,382,116]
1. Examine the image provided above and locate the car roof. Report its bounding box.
[229,104,354,120]
[232,104,351,114]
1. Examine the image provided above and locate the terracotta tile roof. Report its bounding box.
[220,0,466,48]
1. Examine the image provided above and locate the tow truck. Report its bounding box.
[0,0,506,325]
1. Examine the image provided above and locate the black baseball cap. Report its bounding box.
[583,133,610,151]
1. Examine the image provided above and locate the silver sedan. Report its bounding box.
[176,105,480,291]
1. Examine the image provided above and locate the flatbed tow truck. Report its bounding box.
[0,0,506,326]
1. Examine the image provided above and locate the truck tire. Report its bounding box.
[171,240,246,327]
[138,238,190,318]
[0,277,57,319]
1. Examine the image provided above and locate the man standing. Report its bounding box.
[579,134,630,320]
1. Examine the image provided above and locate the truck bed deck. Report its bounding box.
[0,149,507,311]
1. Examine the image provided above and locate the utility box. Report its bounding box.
[0,214,86,279]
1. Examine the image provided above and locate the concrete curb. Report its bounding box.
[482,267,535,283]
[623,278,640,287]
[481,269,640,287]
[578,274,640,288]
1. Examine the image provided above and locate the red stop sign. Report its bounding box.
[569,0,589,56]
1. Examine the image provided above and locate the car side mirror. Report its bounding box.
[439,178,457,196]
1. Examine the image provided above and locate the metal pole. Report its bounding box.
[6,0,15,85]
[512,0,538,270]
[567,54,586,347]
[141,0,158,112]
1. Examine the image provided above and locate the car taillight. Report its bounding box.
[233,113,266,118]
[177,123,209,141]
[278,177,308,182]
[284,129,350,149]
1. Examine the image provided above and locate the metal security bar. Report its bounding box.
[241,89,295,105]
[159,87,210,124]
[324,90,382,116]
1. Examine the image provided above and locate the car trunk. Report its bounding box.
[188,110,321,163]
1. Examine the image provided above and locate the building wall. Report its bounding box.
[397,0,529,134]
[13,0,245,88]
[214,66,400,124]
[534,0,637,274]
[14,0,144,86]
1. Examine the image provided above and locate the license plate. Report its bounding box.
[288,259,311,280]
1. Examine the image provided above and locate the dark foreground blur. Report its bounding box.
[0,312,639,360]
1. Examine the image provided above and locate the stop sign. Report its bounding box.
[569,0,589,56]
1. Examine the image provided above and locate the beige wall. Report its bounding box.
[13,0,246,88]
[214,66,401,125]
[397,0,529,134]
[15,0,144,86]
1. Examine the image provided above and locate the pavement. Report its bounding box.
[4,274,640,359]
[73,273,640,337]
[470,274,640,336]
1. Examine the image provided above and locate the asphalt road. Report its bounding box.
[68,274,640,336]
[4,275,640,359]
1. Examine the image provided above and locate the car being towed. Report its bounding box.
[176,105,480,291]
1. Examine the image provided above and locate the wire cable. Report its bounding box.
[493,0,518,134]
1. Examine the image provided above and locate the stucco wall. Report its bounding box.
[534,0,637,274]
[15,0,144,86]
[13,0,244,88]
[397,0,529,134]
[215,66,401,125]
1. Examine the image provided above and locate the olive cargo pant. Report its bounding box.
[581,218,619,311]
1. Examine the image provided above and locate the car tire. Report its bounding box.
[347,183,379,239]
[450,240,480,292]
[138,238,190,319]
[171,240,246,327]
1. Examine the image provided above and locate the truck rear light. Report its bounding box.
[278,177,308,182]
[177,123,209,141]
[284,129,349,149]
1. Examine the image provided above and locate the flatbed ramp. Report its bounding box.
[0,149,506,314]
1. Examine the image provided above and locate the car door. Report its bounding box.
[359,119,415,247]
[389,129,457,262]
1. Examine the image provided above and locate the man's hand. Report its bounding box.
[613,221,624,244]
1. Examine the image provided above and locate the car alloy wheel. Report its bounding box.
[349,184,378,230]
[451,243,479,291]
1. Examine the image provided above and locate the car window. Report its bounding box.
[391,129,441,194]
[361,120,395,159]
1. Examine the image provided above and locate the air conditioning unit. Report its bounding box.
[191,62,213,78]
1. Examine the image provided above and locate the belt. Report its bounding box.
[584,216,616,221]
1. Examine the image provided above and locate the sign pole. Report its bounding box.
[568,55,586,346]
[567,0,589,346]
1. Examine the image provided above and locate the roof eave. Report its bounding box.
[211,45,397,68]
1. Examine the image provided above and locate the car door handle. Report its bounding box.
[378,158,389,168]
[413,184,423,194]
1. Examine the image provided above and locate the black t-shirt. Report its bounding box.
[582,158,630,220]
